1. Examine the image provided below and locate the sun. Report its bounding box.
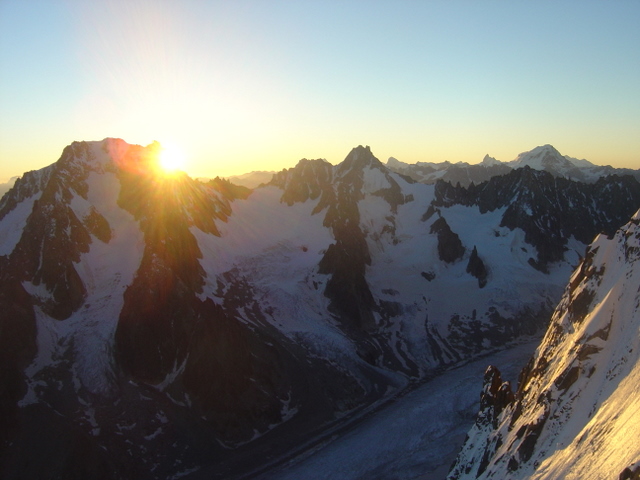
[158,142,186,175]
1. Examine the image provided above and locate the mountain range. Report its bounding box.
[386,144,640,187]
[224,144,640,189]
[224,170,275,189]
[0,138,639,479]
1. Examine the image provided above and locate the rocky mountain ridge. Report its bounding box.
[448,209,640,480]
[387,144,640,186]
[1,138,639,478]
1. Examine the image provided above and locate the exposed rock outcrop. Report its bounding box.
[467,246,488,288]
[432,167,640,270]
[430,216,465,263]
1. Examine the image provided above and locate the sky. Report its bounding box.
[1,0,639,182]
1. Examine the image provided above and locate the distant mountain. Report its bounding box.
[448,209,640,479]
[0,176,18,198]
[1,139,639,478]
[510,144,579,174]
[225,170,275,189]
[387,145,640,186]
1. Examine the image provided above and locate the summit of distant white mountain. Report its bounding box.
[385,144,640,186]
[509,144,578,175]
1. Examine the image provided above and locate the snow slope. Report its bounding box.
[448,209,640,480]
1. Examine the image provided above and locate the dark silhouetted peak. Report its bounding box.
[337,145,385,175]
[467,246,488,288]
[0,166,54,221]
[480,366,515,424]
[481,154,501,166]
[206,176,252,201]
[430,217,465,263]
[318,151,376,333]
[270,158,333,206]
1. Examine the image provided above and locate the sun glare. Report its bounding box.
[158,142,186,175]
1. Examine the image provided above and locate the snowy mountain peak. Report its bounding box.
[509,144,575,172]
[385,145,640,187]
[13,138,181,188]
[59,138,144,174]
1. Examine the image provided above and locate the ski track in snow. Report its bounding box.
[262,340,538,480]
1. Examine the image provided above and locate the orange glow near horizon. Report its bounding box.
[158,142,187,176]
[1,2,639,184]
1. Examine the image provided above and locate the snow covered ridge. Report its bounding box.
[1,138,640,478]
[387,144,640,187]
[448,209,640,480]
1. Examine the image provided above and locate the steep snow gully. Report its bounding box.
[1,138,640,479]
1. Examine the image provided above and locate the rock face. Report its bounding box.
[270,158,333,206]
[1,139,640,478]
[448,209,640,480]
[466,246,488,288]
[432,166,640,270]
[430,216,466,263]
[317,148,377,334]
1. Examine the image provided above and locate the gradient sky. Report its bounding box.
[1,0,638,182]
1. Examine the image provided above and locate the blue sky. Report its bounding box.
[1,0,638,180]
